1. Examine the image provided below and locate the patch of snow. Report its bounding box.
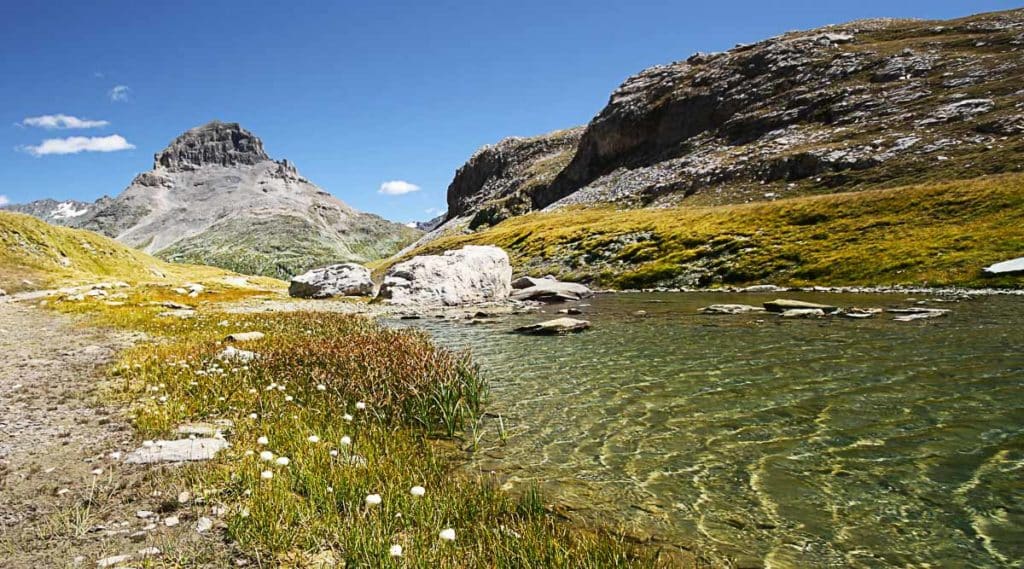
[51,201,90,219]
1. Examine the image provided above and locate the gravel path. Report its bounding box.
[0,301,234,568]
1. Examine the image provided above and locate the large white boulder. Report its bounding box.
[378,245,512,306]
[289,263,374,298]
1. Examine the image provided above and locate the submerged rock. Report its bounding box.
[378,245,512,306]
[780,308,826,318]
[840,308,882,319]
[699,304,767,314]
[889,307,950,321]
[515,317,591,335]
[124,438,229,464]
[763,299,838,313]
[289,263,374,298]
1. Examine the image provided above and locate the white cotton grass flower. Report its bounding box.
[342,414,354,422]
[329,449,338,457]
[260,470,273,480]
[365,493,382,507]
[340,435,352,446]
[285,395,294,402]
[249,413,258,420]
[355,401,366,410]
[316,384,326,391]
[410,485,425,497]
[275,456,290,466]
[439,528,456,541]
[389,544,403,557]
[259,451,274,462]
[91,468,104,476]
[307,435,320,443]
[257,436,269,445]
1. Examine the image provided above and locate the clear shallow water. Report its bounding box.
[393,292,1024,568]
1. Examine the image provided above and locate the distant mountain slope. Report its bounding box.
[0,211,254,292]
[429,8,1024,237]
[6,121,420,278]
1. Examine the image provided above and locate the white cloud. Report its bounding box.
[0,195,8,206]
[108,85,130,102]
[424,207,443,216]
[378,180,421,195]
[21,134,135,156]
[20,114,109,129]
[404,221,418,228]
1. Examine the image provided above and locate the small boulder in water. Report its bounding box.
[515,317,591,335]
[378,246,512,306]
[510,280,592,303]
[699,304,766,315]
[763,299,838,313]
[780,308,826,318]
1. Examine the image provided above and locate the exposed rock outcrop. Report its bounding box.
[289,263,375,298]
[416,8,1024,252]
[377,246,512,306]
[155,120,270,170]
[445,128,583,228]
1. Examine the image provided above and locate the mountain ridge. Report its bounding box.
[389,7,1024,288]
[5,121,419,278]
[429,7,1023,238]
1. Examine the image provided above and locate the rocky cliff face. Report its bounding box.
[7,121,419,278]
[155,121,270,170]
[433,8,1024,234]
[445,128,583,228]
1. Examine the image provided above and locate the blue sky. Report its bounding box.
[1,0,1018,223]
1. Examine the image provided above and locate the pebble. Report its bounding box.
[195,516,213,533]
[163,515,180,527]
[96,554,132,568]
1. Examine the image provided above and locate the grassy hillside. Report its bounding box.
[0,211,281,292]
[390,174,1024,289]
[157,214,422,280]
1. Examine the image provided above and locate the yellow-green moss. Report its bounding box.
[395,173,1024,289]
[0,211,283,292]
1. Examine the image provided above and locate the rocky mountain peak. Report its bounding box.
[154,120,270,171]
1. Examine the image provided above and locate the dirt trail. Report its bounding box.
[0,301,235,568]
